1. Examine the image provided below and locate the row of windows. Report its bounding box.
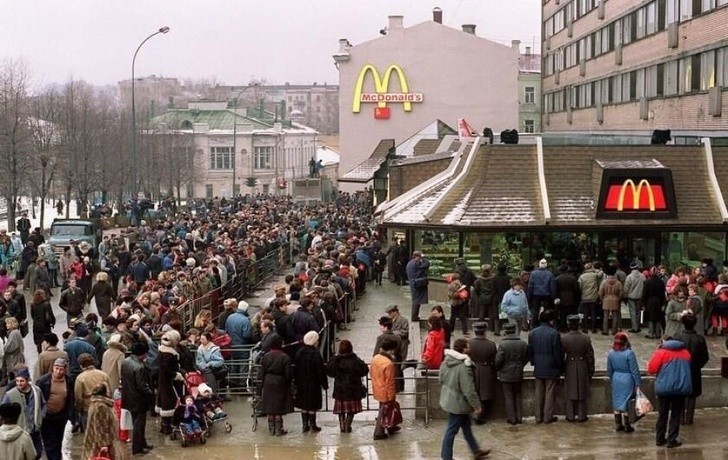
[543,47,728,112]
[544,0,728,76]
[544,0,603,39]
[209,146,275,170]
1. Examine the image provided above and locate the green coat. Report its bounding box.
[439,350,480,415]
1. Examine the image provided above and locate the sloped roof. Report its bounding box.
[340,139,395,183]
[150,109,271,131]
[380,143,727,229]
[519,53,541,74]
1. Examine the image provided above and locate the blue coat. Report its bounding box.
[225,310,253,346]
[527,324,563,379]
[406,258,430,305]
[607,348,642,411]
[527,268,556,298]
[501,289,529,319]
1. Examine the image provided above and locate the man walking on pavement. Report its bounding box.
[561,315,595,422]
[623,262,646,333]
[121,341,155,456]
[1,368,45,459]
[37,359,73,460]
[439,338,491,460]
[528,310,563,424]
[16,211,31,246]
[0,402,36,460]
[405,251,429,322]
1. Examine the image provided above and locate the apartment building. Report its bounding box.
[542,0,728,132]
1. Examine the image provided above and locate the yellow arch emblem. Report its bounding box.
[352,64,416,113]
[617,179,656,211]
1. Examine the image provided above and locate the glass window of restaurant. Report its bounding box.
[660,231,726,272]
[416,230,460,278]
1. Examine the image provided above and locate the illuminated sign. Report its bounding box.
[352,64,423,119]
[596,169,676,219]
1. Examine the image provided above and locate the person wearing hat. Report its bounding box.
[473,265,494,325]
[527,258,556,328]
[0,402,36,460]
[371,338,400,440]
[405,250,429,322]
[101,334,127,397]
[554,264,580,332]
[387,305,410,369]
[528,310,563,424]
[59,277,86,328]
[293,331,328,432]
[121,341,154,455]
[1,367,44,458]
[469,322,497,425]
[624,262,646,334]
[35,333,68,380]
[74,353,111,433]
[156,330,182,435]
[607,332,642,434]
[36,359,73,460]
[495,322,528,425]
[561,315,595,423]
[16,210,31,245]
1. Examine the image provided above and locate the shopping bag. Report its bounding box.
[119,408,133,431]
[380,401,403,428]
[635,388,653,417]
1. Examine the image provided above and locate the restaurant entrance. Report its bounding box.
[596,232,660,269]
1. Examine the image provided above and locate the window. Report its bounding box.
[646,64,665,97]
[680,0,693,20]
[254,146,273,169]
[525,86,535,103]
[636,69,646,98]
[524,119,535,133]
[646,2,657,35]
[666,0,679,23]
[611,74,622,103]
[622,73,632,101]
[544,17,554,38]
[622,14,633,45]
[601,77,612,103]
[718,48,728,87]
[205,184,213,199]
[680,54,702,93]
[636,7,647,38]
[701,50,716,90]
[209,146,233,170]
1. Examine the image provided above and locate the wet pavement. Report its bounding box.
[11,276,728,459]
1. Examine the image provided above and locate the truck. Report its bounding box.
[47,219,102,259]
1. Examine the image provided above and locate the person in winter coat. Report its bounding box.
[528,310,563,424]
[491,264,511,336]
[156,330,182,435]
[495,323,528,424]
[623,262,646,333]
[469,322,497,425]
[473,265,494,323]
[599,266,623,335]
[607,332,642,434]
[33,259,52,298]
[647,337,693,448]
[88,272,116,320]
[59,278,86,327]
[447,274,470,335]
[225,301,253,378]
[371,338,398,440]
[293,331,328,432]
[527,259,556,327]
[665,287,688,338]
[100,335,126,397]
[555,265,580,331]
[643,270,667,339]
[36,359,73,460]
[0,402,36,460]
[500,278,530,334]
[30,290,54,354]
[675,314,708,425]
[3,317,25,372]
[326,339,369,433]
[405,251,429,322]
[578,263,602,333]
[453,258,477,318]
[685,283,705,337]
[561,315,595,422]
[74,354,111,432]
[82,383,128,460]
[419,316,445,370]
[258,335,294,436]
[438,339,490,460]
[35,334,67,380]
[1,367,44,458]
[120,342,154,456]
[195,332,226,393]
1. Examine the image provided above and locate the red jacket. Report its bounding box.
[421,329,445,369]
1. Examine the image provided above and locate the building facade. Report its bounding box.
[542,0,728,132]
[518,43,543,133]
[149,101,317,199]
[335,10,519,187]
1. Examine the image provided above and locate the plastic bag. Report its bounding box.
[635,388,653,417]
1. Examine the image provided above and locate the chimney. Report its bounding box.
[338,38,351,54]
[462,24,476,35]
[511,39,521,53]
[526,46,532,55]
[433,7,442,24]
[388,15,404,31]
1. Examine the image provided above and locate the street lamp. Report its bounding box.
[231,84,258,198]
[131,26,170,199]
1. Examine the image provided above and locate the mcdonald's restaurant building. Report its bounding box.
[376,137,728,278]
[334,13,519,190]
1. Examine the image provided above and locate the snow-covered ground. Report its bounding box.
[2,197,79,232]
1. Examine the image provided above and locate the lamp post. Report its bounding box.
[131,26,170,200]
[231,84,258,198]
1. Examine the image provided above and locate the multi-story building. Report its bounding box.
[542,0,728,133]
[517,42,543,133]
[148,100,317,198]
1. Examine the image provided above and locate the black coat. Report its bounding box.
[156,346,181,417]
[643,276,666,322]
[89,281,116,319]
[492,273,511,305]
[495,335,529,383]
[36,372,74,421]
[561,331,595,400]
[675,330,709,397]
[293,345,328,411]
[121,355,154,413]
[555,272,581,307]
[258,349,294,415]
[326,352,368,401]
[528,324,563,380]
[469,336,498,400]
[31,300,55,346]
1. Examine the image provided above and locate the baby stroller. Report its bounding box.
[170,387,206,447]
[186,373,233,435]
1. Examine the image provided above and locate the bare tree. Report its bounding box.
[0,59,32,231]
[28,87,62,228]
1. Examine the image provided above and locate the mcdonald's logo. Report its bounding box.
[604,179,668,212]
[352,64,423,117]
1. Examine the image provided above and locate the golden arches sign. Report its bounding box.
[617,179,656,211]
[351,64,423,113]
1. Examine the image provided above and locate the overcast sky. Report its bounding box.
[1,0,541,88]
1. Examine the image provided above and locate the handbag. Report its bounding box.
[413,277,428,289]
[212,364,229,382]
[360,382,368,399]
[89,446,111,460]
[380,400,403,428]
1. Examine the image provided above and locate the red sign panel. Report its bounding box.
[604,179,667,211]
[374,106,391,120]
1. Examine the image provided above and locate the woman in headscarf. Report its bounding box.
[88,271,116,319]
[82,383,129,460]
[156,330,182,435]
[293,330,328,433]
[258,335,293,436]
[606,332,642,434]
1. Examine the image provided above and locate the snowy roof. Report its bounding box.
[316,146,339,166]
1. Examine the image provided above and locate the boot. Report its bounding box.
[301,413,310,433]
[338,414,346,433]
[623,414,634,433]
[268,418,275,435]
[345,413,354,433]
[309,412,322,432]
[474,449,491,459]
[614,413,624,432]
[373,418,388,440]
[274,418,288,436]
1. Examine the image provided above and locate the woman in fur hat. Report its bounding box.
[156,330,182,435]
